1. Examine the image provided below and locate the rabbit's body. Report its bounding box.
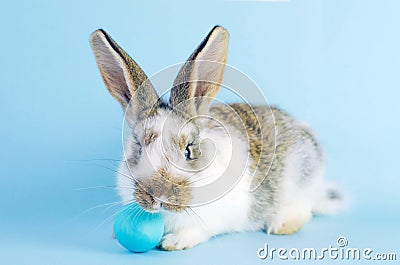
[90,26,343,251]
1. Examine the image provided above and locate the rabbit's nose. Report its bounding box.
[153,200,162,210]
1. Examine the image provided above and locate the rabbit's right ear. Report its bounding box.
[170,26,229,116]
[90,29,159,119]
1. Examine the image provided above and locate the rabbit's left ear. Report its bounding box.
[170,26,229,116]
[90,29,159,122]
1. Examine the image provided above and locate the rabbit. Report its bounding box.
[90,25,344,251]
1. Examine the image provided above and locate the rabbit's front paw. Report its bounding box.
[267,208,312,235]
[158,229,208,251]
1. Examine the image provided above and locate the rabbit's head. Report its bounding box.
[90,26,230,212]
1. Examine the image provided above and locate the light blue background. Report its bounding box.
[1,0,399,264]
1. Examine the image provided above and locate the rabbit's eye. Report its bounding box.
[185,143,201,161]
[185,145,192,160]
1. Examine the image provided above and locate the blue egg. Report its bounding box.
[113,203,164,252]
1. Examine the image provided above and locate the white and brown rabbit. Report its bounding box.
[90,26,343,251]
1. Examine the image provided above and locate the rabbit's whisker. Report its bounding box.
[68,158,122,162]
[80,199,133,216]
[75,185,134,191]
[93,199,137,231]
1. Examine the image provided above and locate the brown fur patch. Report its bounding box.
[171,134,188,152]
[143,128,158,146]
[179,135,187,151]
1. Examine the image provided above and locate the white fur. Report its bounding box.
[267,141,322,233]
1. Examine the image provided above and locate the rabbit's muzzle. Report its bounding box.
[134,168,191,212]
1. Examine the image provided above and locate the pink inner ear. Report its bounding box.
[91,32,132,106]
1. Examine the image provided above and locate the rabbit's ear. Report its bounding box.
[90,29,159,119]
[170,26,229,116]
